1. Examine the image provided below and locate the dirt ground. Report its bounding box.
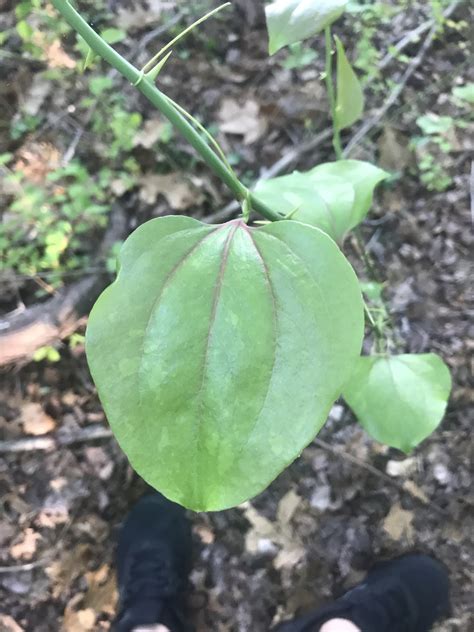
[0,1,472,631]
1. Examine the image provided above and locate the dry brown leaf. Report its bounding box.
[403,480,429,504]
[116,0,169,31]
[20,402,56,436]
[276,489,302,525]
[378,126,412,172]
[133,118,168,149]
[83,565,118,616]
[14,142,61,186]
[63,596,96,632]
[45,40,76,69]
[218,98,267,145]
[193,524,215,545]
[10,528,42,560]
[46,544,92,598]
[138,173,204,210]
[383,502,414,542]
[0,615,25,632]
[19,73,51,116]
[244,502,305,570]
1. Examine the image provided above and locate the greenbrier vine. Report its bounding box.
[50,0,452,512]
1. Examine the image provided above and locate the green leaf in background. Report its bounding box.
[452,83,474,104]
[86,216,364,511]
[254,160,387,242]
[334,36,364,130]
[310,160,388,226]
[255,171,354,243]
[416,113,455,135]
[343,354,451,453]
[265,0,347,54]
[100,27,127,45]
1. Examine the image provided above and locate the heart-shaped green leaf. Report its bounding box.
[343,354,452,453]
[86,216,364,511]
[254,159,387,242]
[265,0,347,55]
[255,171,355,243]
[309,160,388,227]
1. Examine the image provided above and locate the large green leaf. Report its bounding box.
[334,36,364,130]
[265,0,347,55]
[86,216,364,511]
[343,354,451,453]
[309,160,388,227]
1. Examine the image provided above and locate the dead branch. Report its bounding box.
[0,205,127,366]
[0,423,113,454]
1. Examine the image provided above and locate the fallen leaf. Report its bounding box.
[138,173,204,210]
[10,528,42,560]
[46,544,92,598]
[133,118,169,148]
[83,565,118,616]
[63,595,96,632]
[403,480,429,504]
[0,615,25,632]
[378,126,412,172]
[20,403,56,436]
[218,98,267,144]
[386,457,418,477]
[193,524,215,545]
[383,503,414,542]
[116,0,168,31]
[19,73,51,116]
[276,489,302,525]
[45,40,76,69]
[244,501,305,570]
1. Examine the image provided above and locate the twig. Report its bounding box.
[0,558,51,575]
[0,424,113,454]
[313,437,447,515]
[62,12,184,165]
[344,0,463,155]
[378,0,461,71]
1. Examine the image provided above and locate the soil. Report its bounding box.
[0,2,472,631]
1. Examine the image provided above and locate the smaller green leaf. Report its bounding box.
[343,353,451,453]
[100,27,127,45]
[254,171,355,242]
[265,0,347,55]
[452,83,474,104]
[334,36,364,130]
[416,113,454,135]
[309,160,388,226]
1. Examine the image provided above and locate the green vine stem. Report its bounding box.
[51,0,282,223]
[324,26,343,160]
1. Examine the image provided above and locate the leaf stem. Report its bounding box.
[50,0,282,223]
[324,26,343,160]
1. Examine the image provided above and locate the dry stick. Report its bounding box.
[313,438,447,516]
[344,0,462,156]
[0,424,446,515]
[0,424,112,454]
[205,0,463,224]
[63,12,184,164]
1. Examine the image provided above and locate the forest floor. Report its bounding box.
[0,1,472,631]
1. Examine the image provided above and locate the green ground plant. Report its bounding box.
[50,0,452,512]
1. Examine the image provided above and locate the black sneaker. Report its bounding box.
[113,491,193,632]
[273,554,451,632]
